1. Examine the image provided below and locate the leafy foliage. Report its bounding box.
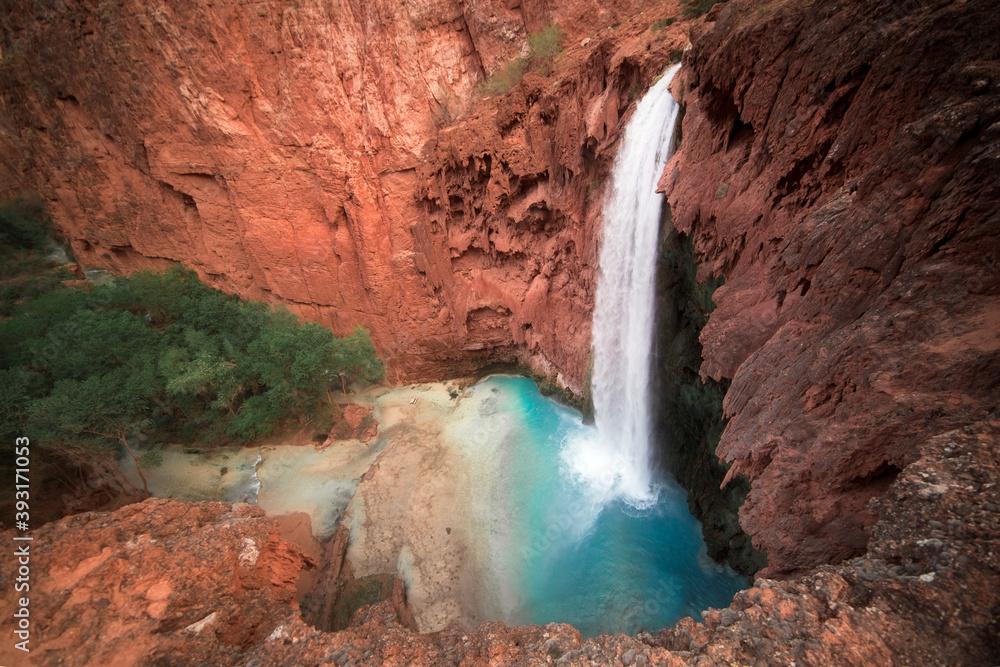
[478,23,565,96]
[0,195,71,316]
[661,234,724,333]
[137,445,164,470]
[0,265,385,459]
[0,196,49,251]
[655,225,728,457]
[649,17,677,31]
[654,223,768,573]
[681,0,728,18]
[525,23,563,76]
[0,205,385,514]
[479,58,529,97]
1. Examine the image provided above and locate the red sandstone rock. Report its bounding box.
[413,22,689,391]
[346,404,378,443]
[0,0,684,389]
[0,498,314,666]
[322,403,379,446]
[1,0,998,662]
[649,420,1000,666]
[660,0,1000,576]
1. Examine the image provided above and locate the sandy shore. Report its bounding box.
[121,379,507,632]
[343,381,490,632]
[120,401,389,544]
[119,445,262,503]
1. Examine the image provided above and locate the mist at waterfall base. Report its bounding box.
[460,66,744,636]
[463,376,745,638]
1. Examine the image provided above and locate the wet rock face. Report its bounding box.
[660,0,1000,575]
[0,0,683,387]
[652,222,767,577]
[411,30,688,392]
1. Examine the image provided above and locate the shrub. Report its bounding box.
[0,196,49,251]
[0,196,74,315]
[479,23,564,96]
[526,23,563,76]
[682,0,728,18]
[138,445,164,470]
[649,17,676,31]
[0,195,387,503]
[480,58,529,96]
[1,265,386,453]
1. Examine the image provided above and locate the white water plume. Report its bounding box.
[566,64,682,508]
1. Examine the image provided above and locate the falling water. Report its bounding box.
[566,64,682,507]
[224,449,264,504]
[248,449,264,503]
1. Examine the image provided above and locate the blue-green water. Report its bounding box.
[465,375,746,638]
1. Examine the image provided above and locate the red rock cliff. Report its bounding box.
[0,0,682,386]
[2,0,999,663]
[661,0,1000,575]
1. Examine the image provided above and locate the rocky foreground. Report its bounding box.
[2,420,997,665]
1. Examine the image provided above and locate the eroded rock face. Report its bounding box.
[0,0,684,387]
[2,0,998,663]
[660,0,1000,576]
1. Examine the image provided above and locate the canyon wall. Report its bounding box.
[0,0,684,387]
[660,0,1000,575]
[652,220,767,577]
[2,0,998,663]
[2,0,994,582]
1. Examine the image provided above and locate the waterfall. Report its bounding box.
[248,449,263,504]
[225,448,264,504]
[566,64,682,508]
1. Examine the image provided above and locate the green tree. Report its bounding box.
[3,263,387,480]
[0,196,49,251]
[27,359,160,493]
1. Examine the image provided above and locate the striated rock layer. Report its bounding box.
[0,0,685,387]
[660,0,1000,576]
